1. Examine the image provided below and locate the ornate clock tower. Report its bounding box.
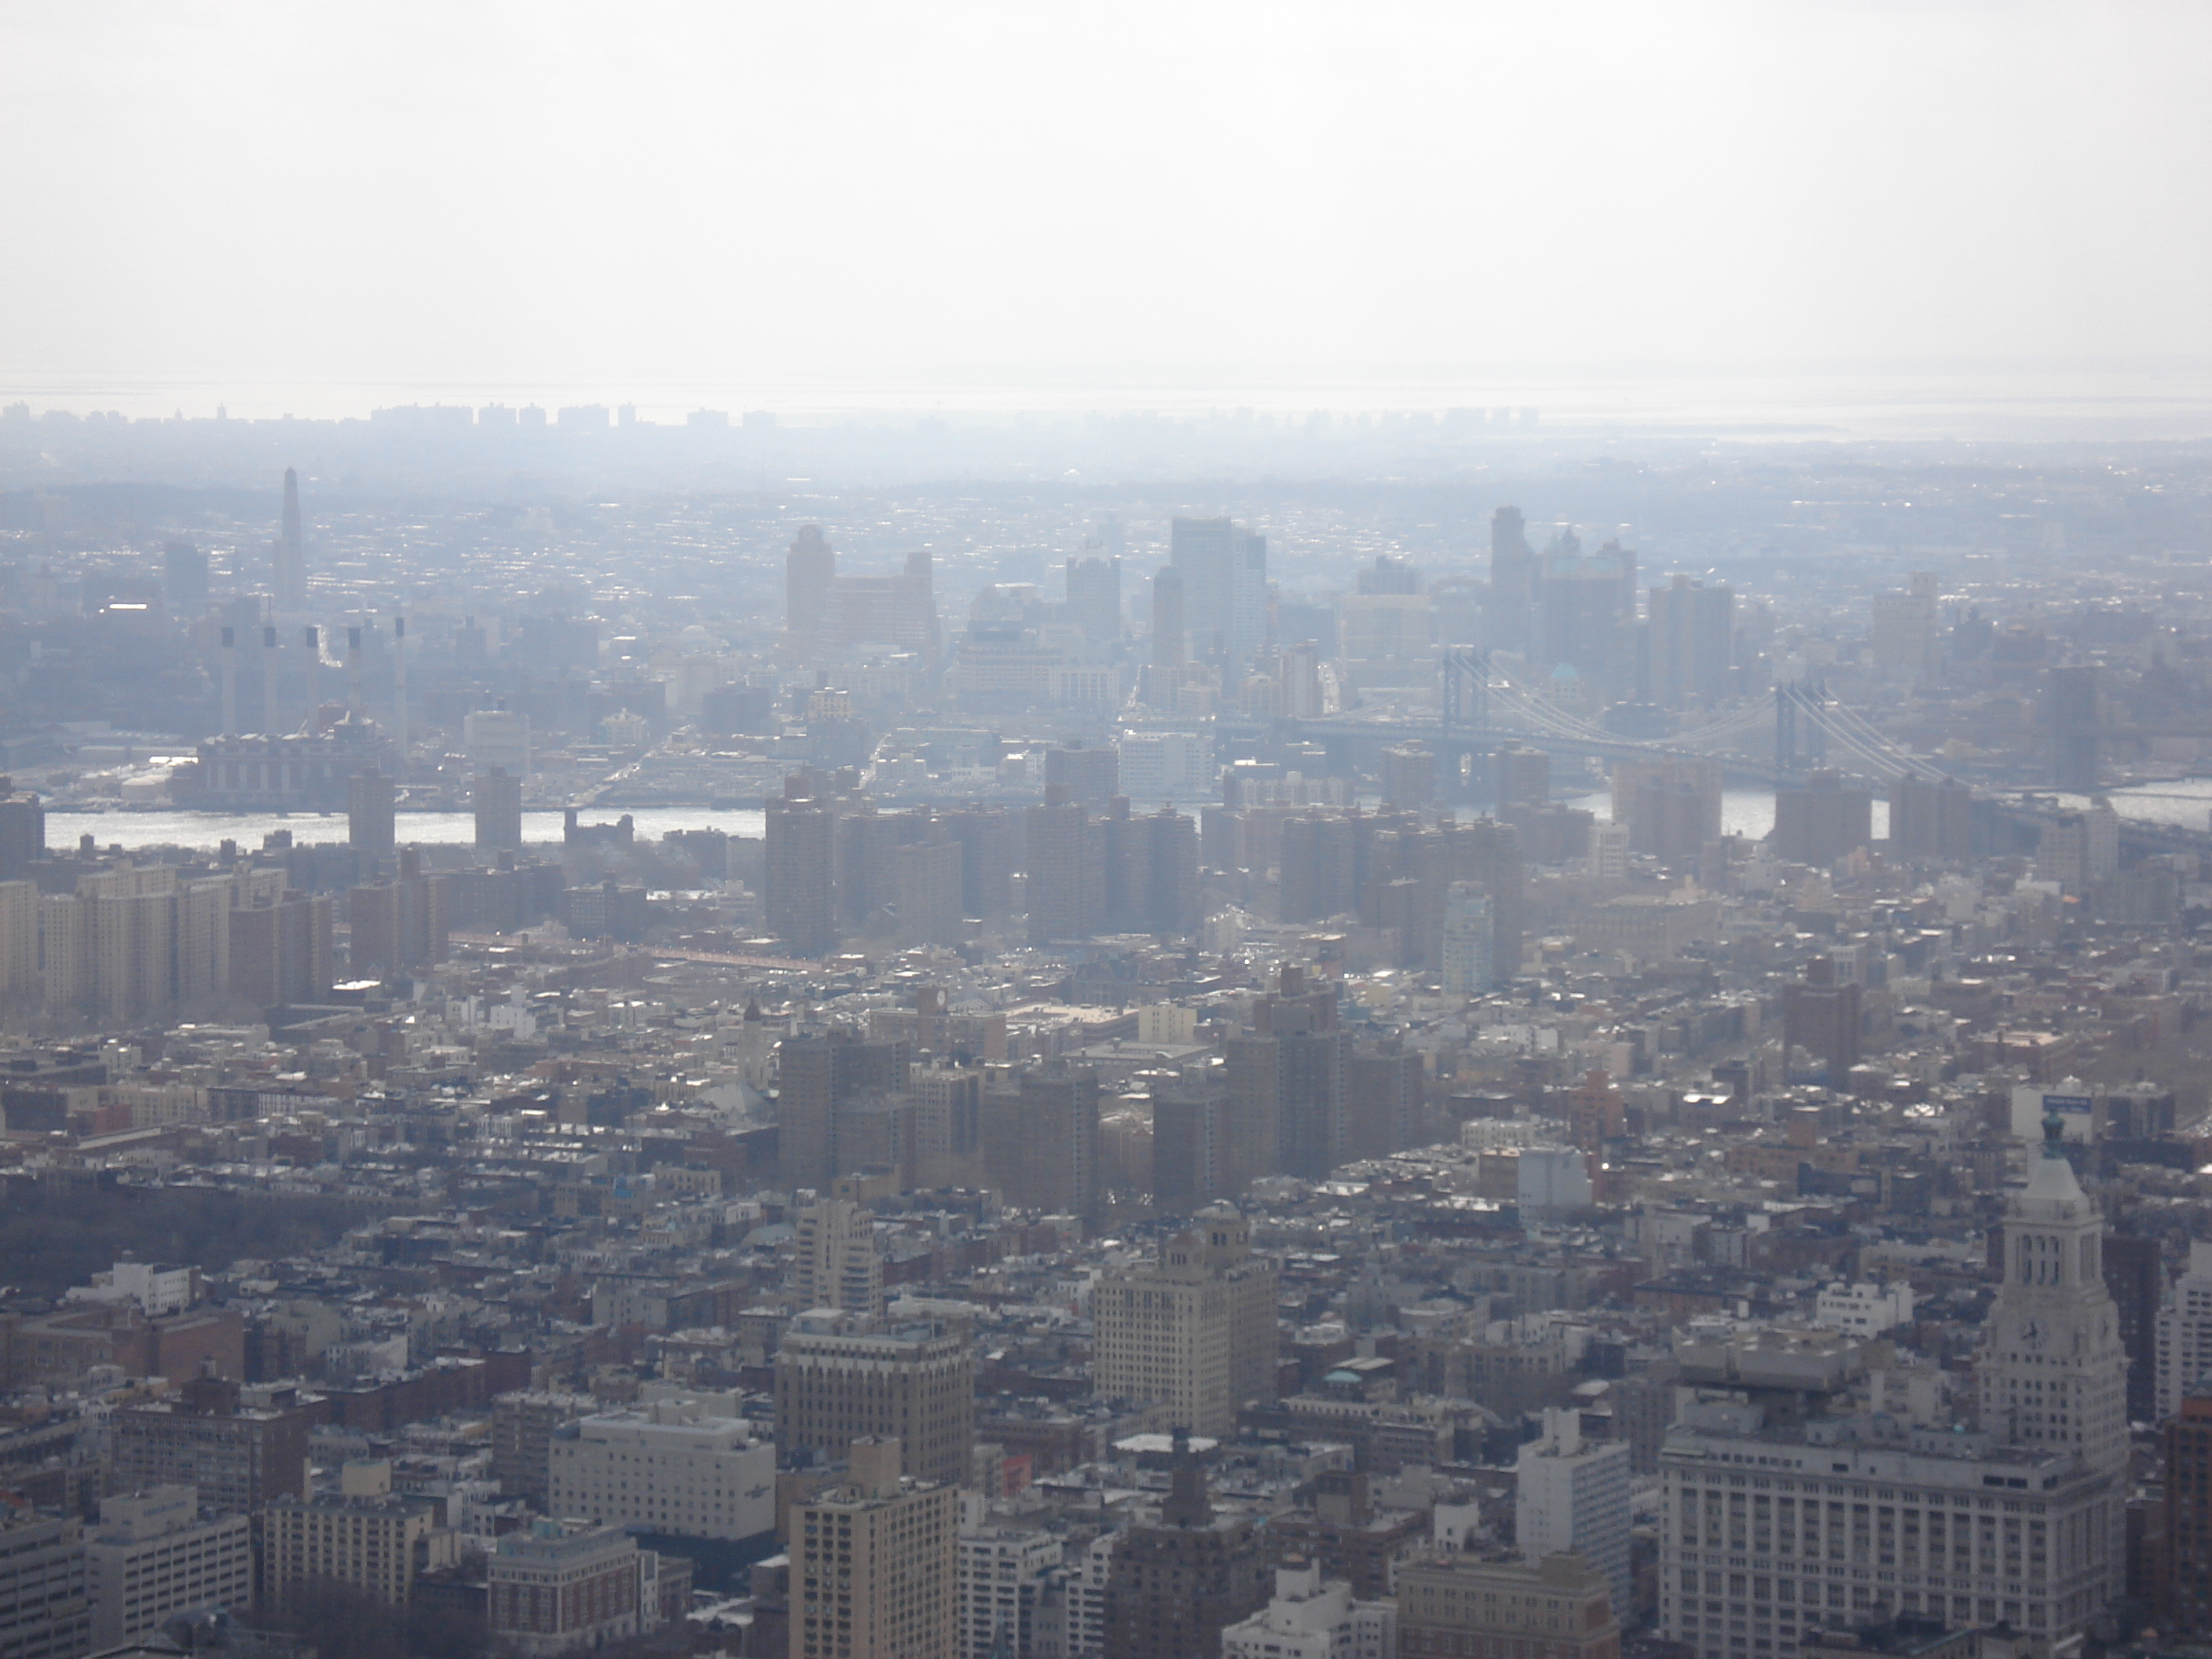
[1979,1112,2130,1479]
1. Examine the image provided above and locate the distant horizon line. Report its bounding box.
[9,360,2212,427]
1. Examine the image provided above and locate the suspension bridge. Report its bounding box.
[1232,650,1936,796]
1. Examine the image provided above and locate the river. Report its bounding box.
[42,778,2207,855]
[49,807,769,854]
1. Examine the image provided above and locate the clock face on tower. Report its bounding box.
[2020,1319,2043,1348]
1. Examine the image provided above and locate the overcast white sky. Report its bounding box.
[3,1,2209,415]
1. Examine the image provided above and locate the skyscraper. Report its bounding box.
[1152,1066,1229,1207]
[2155,1241,2212,1425]
[1170,515,1235,660]
[1657,1113,2128,1657]
[980,1064,1100,1219]
[1380,742,1434,808]
[163,539,209,608]
[1889,772,1974,862]
[1170,516,1268,668]
[0,778,44,881]
[347,850,447,976]
[1102,1429,1269,1659]
[1092,1207,1276,1435]
[793,1195,884,1317]
[786,524,837,645]
[474,764,523,851]
[776,1025,910,1194]
[773,1315,974,1486]
[766,775,837,956]
[1538,533,1638,698]
[1044,742,1119,807]
[1517,1406,1632,1618]
[2102,1231,2163,1426]
[229,888,332,1008]
[1343,1038,1423,1163]
[789,1437,958,1659]
[274,467,306,610]
[1485,505,1538,652]
[1494,746,1551,810]
[1771,770,1873,866]
[1440,882,1495,995]
[1064,553,1122,643]
[1024,785,1101,943]
[2163,1388,2212,1635]
[1870,575,1938,686]
[894,834,964,947]
[1782,956,1861,1081]
[1646,574,1734,709]
[348,767,396,859]
[1151,566,1187,671]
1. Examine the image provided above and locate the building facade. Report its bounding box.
[1091,1206,1276,1436]
[84,1486,253,1652]
[1518,1406,1632,1619]
[488,1519,656,1657]
[773,1314,975,1487]
[790,1437,958,1659]
[1657,1124,2128,1657]
[1399,1551,1619,1659]
[0,1511,89,1659]
[547,1398,775,1544]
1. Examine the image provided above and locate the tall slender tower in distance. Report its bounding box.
[275,468,306,610]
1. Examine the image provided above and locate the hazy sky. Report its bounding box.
[4,1,2210,413]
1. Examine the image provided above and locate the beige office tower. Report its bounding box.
[774,1313,973,1487]
[789,1437,957,1659]
[793,1196,884,1318]
[1092,1204,1276,1436]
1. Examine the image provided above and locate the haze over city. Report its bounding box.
[2,9,2212,1659]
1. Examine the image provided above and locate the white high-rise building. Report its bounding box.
[958,1521,1063,1659]
[1516,1407,1630,1619]
[548,1395,775,1543]
[2155,1240,2212,1423]
[1221,1560,1396,1659]
[1440,882,1493,995]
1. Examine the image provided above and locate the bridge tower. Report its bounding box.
[1441,646,1489,729]
[1775,681,1828,776]
[1437,646,1492,803]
